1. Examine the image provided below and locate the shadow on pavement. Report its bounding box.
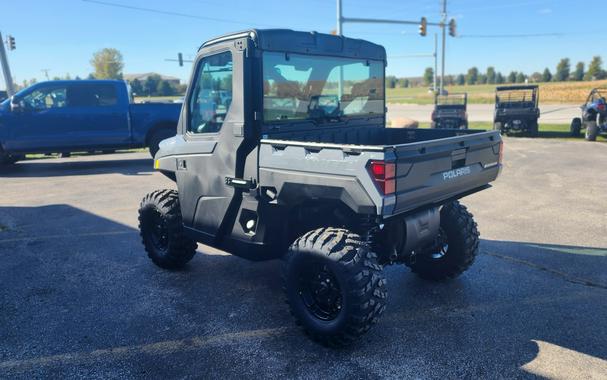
[0,156,153,178]
[0,205,605,378]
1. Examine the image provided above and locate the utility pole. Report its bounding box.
[440,0,447,94]
[0,31,16,96]
[41,69,51,80]
[434,33,438,92]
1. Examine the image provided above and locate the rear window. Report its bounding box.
[67,84,118,107]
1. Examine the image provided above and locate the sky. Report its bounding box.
[1,0,604,89]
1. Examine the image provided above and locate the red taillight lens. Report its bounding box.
[369,160,396,195]
[498,141,504,163]
[598,103,606,112]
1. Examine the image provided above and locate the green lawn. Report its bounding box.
[416,122,606,142]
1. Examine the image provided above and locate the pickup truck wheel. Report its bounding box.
[138,189,197,269]
[409,201,479,281]
[570,118,582,137]
[283,227,387,347]
[148,129,174,158]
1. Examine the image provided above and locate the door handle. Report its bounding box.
[225,177,256,189]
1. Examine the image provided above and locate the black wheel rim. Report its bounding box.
[429,228,449,260]
[298,263,343,321]
[144,208,169,253]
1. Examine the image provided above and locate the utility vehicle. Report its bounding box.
[570,87,607,141]
[493,85,540,136]
[138,29,503,347]
[431,92,468,129]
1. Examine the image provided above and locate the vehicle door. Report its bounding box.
[63,83,130,148]
[175,39,257,242]
[4,84,73,152]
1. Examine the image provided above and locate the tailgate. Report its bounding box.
[388,131,501,216]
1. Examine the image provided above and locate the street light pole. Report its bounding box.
[337,0,342,35]
[440,0,447,94]
[434,33,438,92]
[0,31,16,96]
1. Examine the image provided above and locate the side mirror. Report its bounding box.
[10,97,24,113]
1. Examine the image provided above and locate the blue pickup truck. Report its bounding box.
[0,80,181,165]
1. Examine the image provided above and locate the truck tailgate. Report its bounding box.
[389,131,501,215]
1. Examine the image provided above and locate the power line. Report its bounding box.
[459,31,602,39]
[81,0,282,28]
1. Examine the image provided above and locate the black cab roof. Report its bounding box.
[200,29,386,61]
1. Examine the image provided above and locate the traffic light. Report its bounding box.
[178,52,183,67]
[448,19,457,37]
[419,17,427,37]
[7,35,15,50]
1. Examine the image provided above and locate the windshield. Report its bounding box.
[262,52,384,122]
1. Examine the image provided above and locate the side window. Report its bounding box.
[22,87,67,111]
[188,51,233,134]
[66,84,118,107]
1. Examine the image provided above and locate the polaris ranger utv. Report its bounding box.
[138,30,503,347]
[570,87,607,141]
[431,92,469,129]
[493,85,540,136]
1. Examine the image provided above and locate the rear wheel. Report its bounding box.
[138,189,197,269]
[585,121,598,141]
[409,201,479,281]
[570,118,582,137]
[283,227,387,347]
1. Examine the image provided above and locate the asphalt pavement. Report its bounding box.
[387,103,580,124]
[0,138,606,379]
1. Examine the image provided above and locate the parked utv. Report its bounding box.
[431,92,468,129]
[570,87,607,141]
[493,85,540,136]
[138,29,503,347]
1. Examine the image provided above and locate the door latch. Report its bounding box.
[225,177,256,189]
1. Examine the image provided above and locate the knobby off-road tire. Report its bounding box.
[585,121,598,141]
[138,189,197,269]
[409,201,479,281]
[283,227,387,347]
[570,118,582,137]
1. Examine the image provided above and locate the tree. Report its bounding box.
[541,68,552,82]
[87,73,96,80]
[385,75,397,89]
[456,74,465,85]
[530,72,542,83]
[90,48,124,80]
[516,72,526,83]
[130,78,144,95]
[477,74,487,85]
[466,67,479,85]
[572,62,585,81]
[507,71,517,83]
[496,72,505,84]
[144,74,162,96]
[423,67,434,86]
[554,58,570,82]
[585,56,605,80]
[486,67,496,84]
[157,80,174,96]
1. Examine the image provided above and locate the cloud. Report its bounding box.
[538,8,552,15]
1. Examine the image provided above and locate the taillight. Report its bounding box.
[498,141,504,164]
[368,160,396,195]
[598,103,606,112]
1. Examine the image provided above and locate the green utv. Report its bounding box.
[138,30,503,347]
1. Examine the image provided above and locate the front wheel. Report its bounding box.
[585,121,598,141]
[138,189,197,269]
[283,227,387,347]
[408,201,479,281]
